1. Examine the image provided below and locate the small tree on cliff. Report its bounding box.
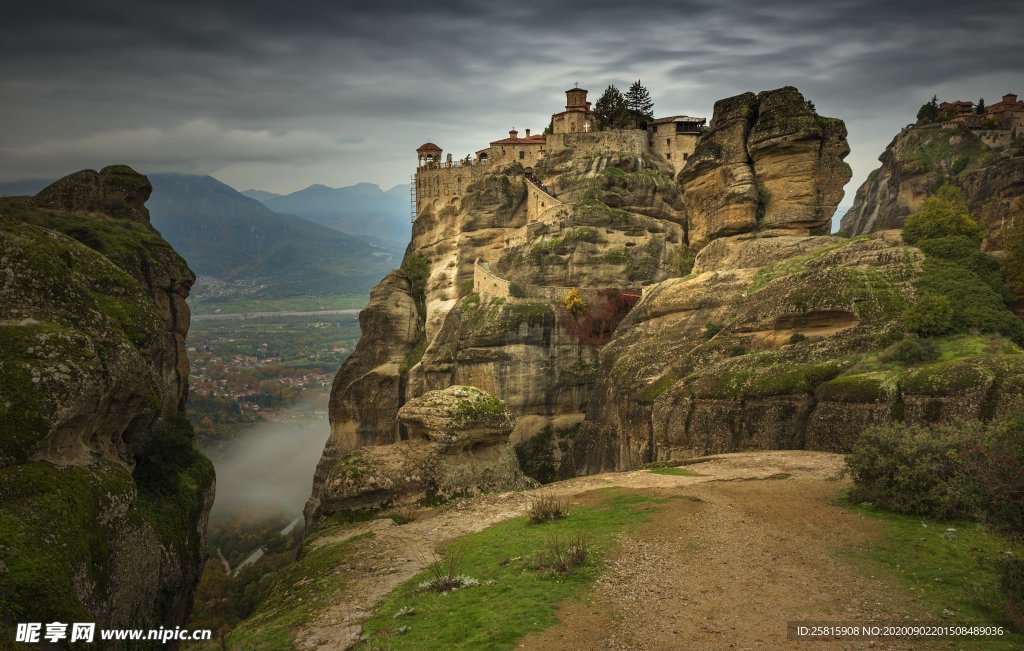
[594,85,630,129]
[917,95,939,123]
[625,80,654,128]
[976,98,986,115]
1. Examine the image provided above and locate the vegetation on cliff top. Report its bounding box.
[902,186,1023,343]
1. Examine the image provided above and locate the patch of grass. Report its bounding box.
[357,489,666,649]
[646,466,700,477]
[228,533,372,649]
[839,495,1024,649]
[528,496,567,524]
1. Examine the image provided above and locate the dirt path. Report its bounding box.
[294,451,934,650]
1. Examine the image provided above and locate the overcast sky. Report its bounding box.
[1,0,1021,203]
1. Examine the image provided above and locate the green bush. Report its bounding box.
[904,292,953,336]
[846,421,980,519]
[703,322,725,340]
[902,185,984,245]
[508,283,527,298]
[888,335,940,363]
[788,333,807,345]
[999,558,1024,630]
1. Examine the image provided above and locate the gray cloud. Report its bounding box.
[1,0,1021,197]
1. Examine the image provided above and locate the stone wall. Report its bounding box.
[473,259,512,301]
[648,124,700,176]
[485,143,546,169]
[415,162,494,215]
[546,129,649,159]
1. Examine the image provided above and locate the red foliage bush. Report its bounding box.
[562,289,640,345]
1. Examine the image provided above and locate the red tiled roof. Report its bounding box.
[416,142,442,152]
[488,134,547,146]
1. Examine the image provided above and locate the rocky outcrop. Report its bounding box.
[307,387,529,514]
[0,166,213,640]
[840,124,1024,248]
[680,87,851,249]
[309,85,1021,524]
[306,147,687,525]
[33,164,154,222]
[571,230,1024,473]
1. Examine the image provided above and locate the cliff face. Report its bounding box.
[680,87,851,249]
[307,85,1023,525]
[306,86,859,526]
[840,124,1024,247]
[0,166,214,638]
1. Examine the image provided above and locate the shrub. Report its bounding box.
[902,185,984,246]
[703,322,725,340]
[788,333,807,345]
[904,292,953,336]
[846,421,980,519]
[887,335,940,364]
[528,496,567,524]
[509,282,526,298]
[534,534,591,575]
[960,410,1024,536]
[418,549,478,593]
[562,288,587,316]
[999,558,1024,631]
[728,345,748,357]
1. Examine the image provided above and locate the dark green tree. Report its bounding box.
[916,95,939,123]
[594,85,630,129]
[624,80,654,128]
[976,97,986,115]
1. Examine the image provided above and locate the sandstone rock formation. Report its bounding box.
[307,85,1023,528]
[0,167,213,638]
[307,149,686,525]
[680,87,851,249]
[306,386,529,515]
[840,124,1024,248]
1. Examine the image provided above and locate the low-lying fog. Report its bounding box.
[204,399,330,522]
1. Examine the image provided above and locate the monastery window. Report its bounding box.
[666,138,671,146]
[683,153,689,160]
[519,150,525,160]
[666,153,671,159]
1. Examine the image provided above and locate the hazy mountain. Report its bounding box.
[257,182,412,247]
[240,188,282,202]
[147,174,397,302]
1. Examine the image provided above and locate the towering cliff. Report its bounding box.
[307,86,1024,525]
[0,166,214,638]
[840,124,1024,248]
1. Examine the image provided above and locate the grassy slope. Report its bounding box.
[840,495,1024,650]
[224,490,666,650]
[357,490,666,650]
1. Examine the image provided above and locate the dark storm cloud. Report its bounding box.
[1,0,1021,195]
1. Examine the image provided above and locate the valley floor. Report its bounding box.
[284,452,995,650]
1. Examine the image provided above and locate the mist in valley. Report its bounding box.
[204,398,330,524]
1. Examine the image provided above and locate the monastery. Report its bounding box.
[413,86,705,218]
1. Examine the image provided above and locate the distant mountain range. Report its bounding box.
[244,182,412,248]
[146,174,399,303]
[0,174,401,304]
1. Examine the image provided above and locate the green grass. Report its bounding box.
[839,495,1024,650]
[191,295,369,315]
[646,466,700,477]
[357,489,669,649]
[227,533,373,649]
